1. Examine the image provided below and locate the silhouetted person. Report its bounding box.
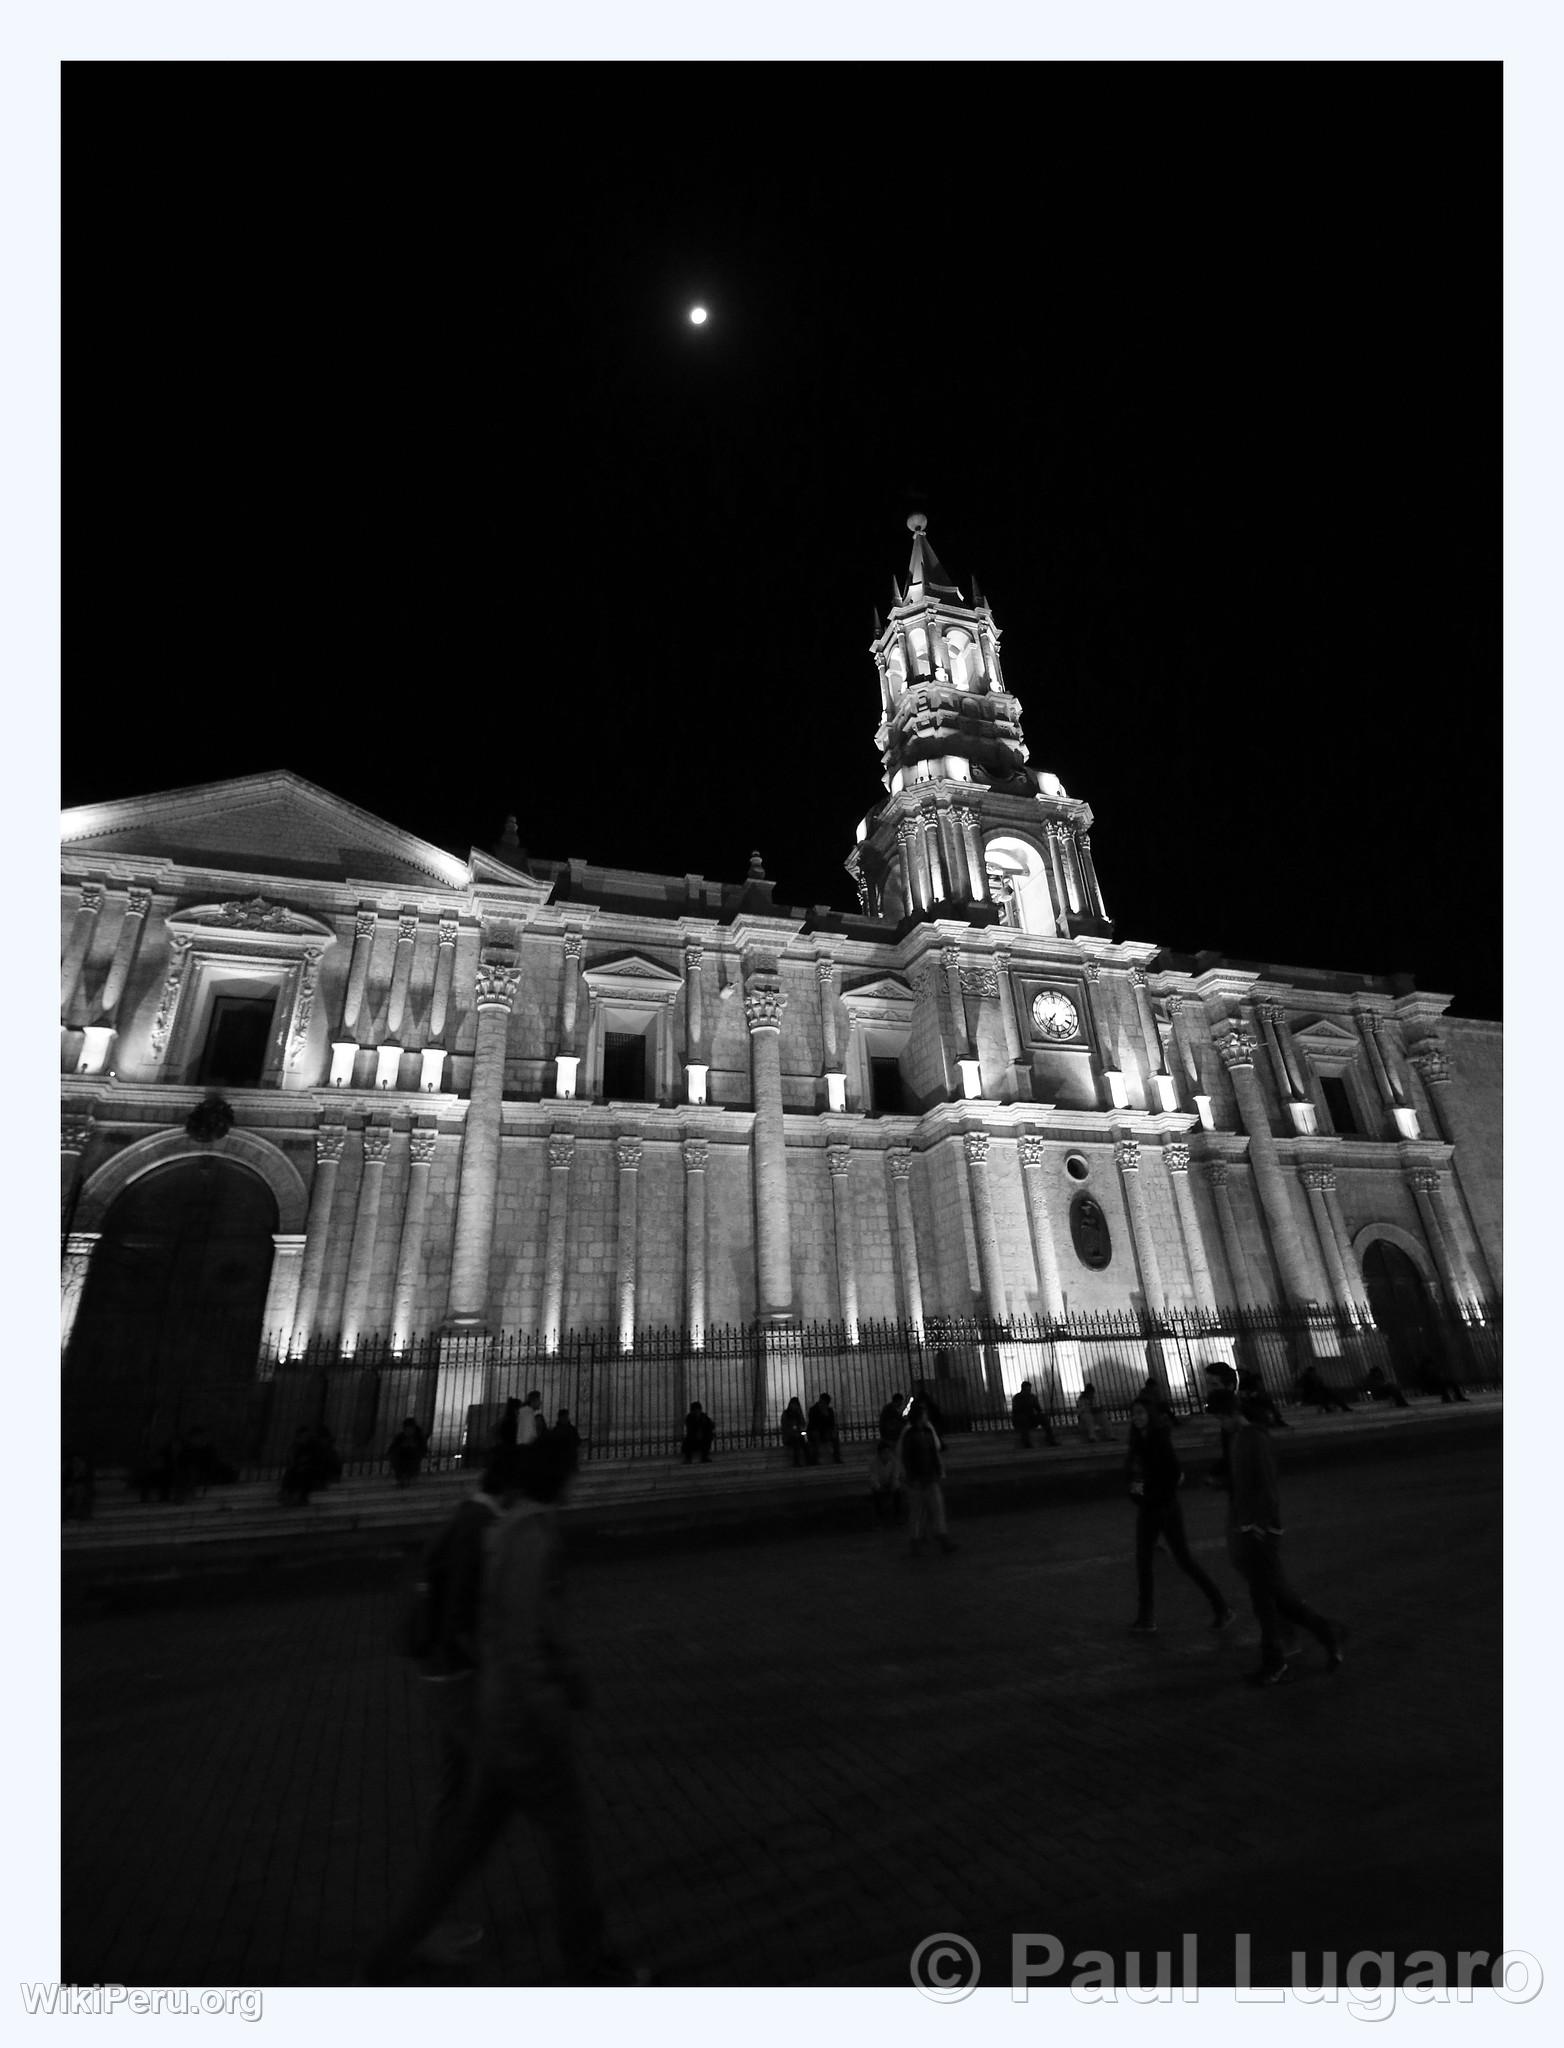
[1238,1368,1289,1430]
[1126,1397,1233,1635]
[1076,1382,1108,1442]
[681,1402,715,1464]
[897,1395,955,1555]
[387,1415,427,1488]
[363,1436,637,1984]
[279,1426,322,1504]
[1298,1365,1353,1415]
[1207,1363,1344,1686]
[497,1398,523,1449]
[1011,1380,1050,1449]
[867,1438,902,1524]
[553,1408,582,1471]
[313,1423,343,1483]
[878,1391,906,1447]
[1365,1365,1410,1410]
[782,1396,811,1467]
[807,1392,843,1464]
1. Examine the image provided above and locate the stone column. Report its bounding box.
[1164,1141,1219,1318]
[1408,1168,1473,1310]
[992,948,1029,1098]
[957,805,989,900]
[388,1129,438,1347]
[341,1126,393,1346]
[146,933,194,1065]
[444,956,520,1327]
[292,1126,347,1347]
[60,1231,100,1356]
[815,957,838,1067]
[684,945,705,1057]
[943,947,974,1061]
[1076,828,1107,920]
[1355,1007,1403,1119]
[428,917,459,1044]
[1128,967,1167,1081]
[1203,1160,1259,1307]
[1164,993,1202,1096]
[745,976,794,1324]
[60,1112,93,1226]
[1018,1135,1066,1320]
[1259,1002,1308,1104]
[340,909,378,1041]
[887,1149,925,1333]
[1318,1175,1368,1311]
[1044,821,1070,925]
[1114,1136,1166,1309]
[1214,1025,1317,1302]
[615,1137,643,1349]
[1299,1166,1356,1311]
[826,1147,860,1338]
[385,913,419,1042]
[60,883,105,1018]
[540,1134,574,1350]
[963,1131,1010,1324]
[258,1234,307,1367]
[921,809,947,904]
[559,932,584,1052]
[96,886,151,1022]
[683,1139,709,1345]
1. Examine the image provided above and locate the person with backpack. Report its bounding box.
[365,1436,638,1983]
[897,1394,956,1555]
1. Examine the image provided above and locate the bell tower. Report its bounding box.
[845,515,1112,939]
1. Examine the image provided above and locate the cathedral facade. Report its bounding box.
[59,519,1502,1462]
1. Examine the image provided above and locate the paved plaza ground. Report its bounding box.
[60,1414,1501,1990]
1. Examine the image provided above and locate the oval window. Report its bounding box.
[1065,1152,1090,1183]
[1070,1192,1112,1270]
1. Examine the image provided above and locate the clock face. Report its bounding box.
[1031,990,1080,1041]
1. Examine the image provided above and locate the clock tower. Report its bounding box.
[845,515,1112,940]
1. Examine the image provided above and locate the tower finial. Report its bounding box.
[907,511,928,534]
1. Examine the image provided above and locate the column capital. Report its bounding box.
[1076,829,1092,851]
[743,981,787,1033]
[316,1126,347,1165]
[1299,1164,1337,1192]
[61,1112,94,1153]
[409,1129,438,1165]
[1203,1159,1230,1188]
[1409,1045,1452,1085]
[682,1137,709,1172]
[1354,1005,1388,1035]
[964,1130,991,1166]
[1162,991,1187,1018]
[1019,1135,1047,1169]
[1258,1000,1288,1027]
[1126,965,1149,990]
[64,1230,101,1257]
[942,945,962,973]
[362,1127,393,1165]
[548,1133,576,1170]
[814,957,835,985]
[887,1148,915,1183]
[563,931,585,960]
[826,1145,853,1178]
[1163,1140,1191,1174]
[125,886,152,920]
[437,916,460,947]
[1215,1026,1258,1070]
[956,804,979,830]
[1082,958,1102,983]
[896,817,918,846]
[473,958,521,1010]
[616,1137,643,1172]
[397,913,419,944]
[1407,1167,1443,1195]
[1114,1137,1142,1173]
[684,943,704,972]
[354,909,378,940]
[76,882,105,914]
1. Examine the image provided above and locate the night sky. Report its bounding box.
[66,64,1499,1016]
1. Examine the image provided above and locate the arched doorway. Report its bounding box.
[1361,1238,1439,1385]
[64,1156,278,1468]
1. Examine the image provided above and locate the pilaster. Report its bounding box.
[963,1130,1010,1323]
[744,973,794,1323]
[1018,1134,1066,1320]
[444,953,519,1327]
[390,1129,438,1347]
[826,1146,860,1339]
[683,1138,709,1346]
[887,1149,925,1334]
[540,1133,575,1350]
[1114,1136,1165,1310]
[615,1136,643,1349]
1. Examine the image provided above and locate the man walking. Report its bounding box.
[897,1395,956,1556]
[1207,1363,1345,1687]
[1126,1395,1233,1635]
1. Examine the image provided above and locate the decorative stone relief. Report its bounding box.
[409,1130,439,1165]
[473,959,521,1009]
[287,946,324,1067]
[1164,1141,1191,1174]
[1018,1135,1047,1169]
[1409,1046,1452,1085]
[355,910,378,940]
[826,1146,853,1177]
[438,918,459,948]
[960,968,1001,998]
[1203,1160,1230,1188]
[547,1134,575,1170]
[61,1113,94,1153]
[682,1138,709,1172]
[1114,1138,1142,1173]
[362,1127,393,1165]
[743,983,787,1032]
[1299,1165,1337,1192]
[1407,1169,1443,1195]
[964,1131,991,1166]
[616,1137,644,1171]
[315,1127,347,1165]
[887,1150,915,1183]
[1214,1026,1258,1070]
[147,934,194,1059]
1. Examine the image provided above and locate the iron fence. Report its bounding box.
[61,1296,1501,1483]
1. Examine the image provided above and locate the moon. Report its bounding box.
[689,305,708,325]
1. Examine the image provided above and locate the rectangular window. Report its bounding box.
[198,995,276,1087]
[869,1055,907,1116]
[602,1030,648,1102]
[1320,1073,1359,1136]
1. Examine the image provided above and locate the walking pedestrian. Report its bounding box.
[867,1438,902,1525]
[553,1408,582,1470]
[362,1435,639,1983]
[878,1391,906,1447]
[1010,1379,1052,1449]
[1125,1397,1233,1635]
[1206,1363,1345,1686]
[1076,1381,1108,1442]
[386,1415,427,1488]
[782,1396,812,1467]
[897,1395,956,1556]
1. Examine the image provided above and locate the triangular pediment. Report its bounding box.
[1293,1018,1363,1045]
[582,952,683,988]
[60,771,475,890]
[841,975,917,1010]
